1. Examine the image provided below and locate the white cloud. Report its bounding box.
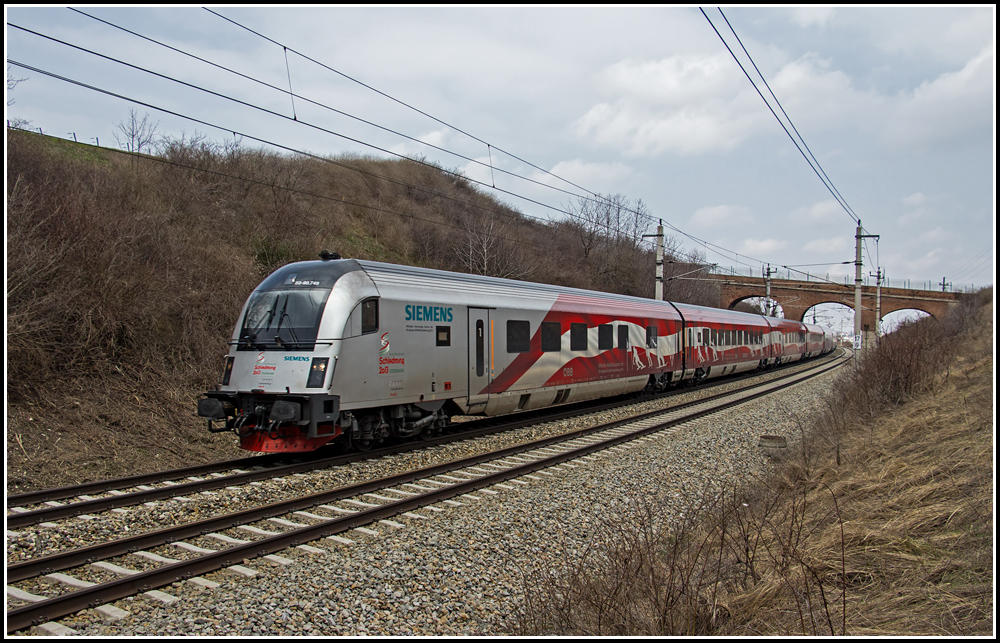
[789,7,835,29]
[769,54,878,129]
[881,41,994,150]
[739,238,788,256]
[857,7,995,67]
[690,205,755,228]
[542,159,633,191]
[802,237,849,254]
[902,192,927,206]
[917,227,950,244]
[574,52,770,156]
[792,199,845,223]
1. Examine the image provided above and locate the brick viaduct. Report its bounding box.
[706,274,961,333]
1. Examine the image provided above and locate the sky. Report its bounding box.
[5,6,995,305]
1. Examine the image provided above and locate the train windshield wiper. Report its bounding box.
[274,297,302,349]
[242,295,280,349]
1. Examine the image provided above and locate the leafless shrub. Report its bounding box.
[514,479,848,636]
[513,291,992,637]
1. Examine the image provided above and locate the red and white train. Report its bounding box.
[198,255,835,453]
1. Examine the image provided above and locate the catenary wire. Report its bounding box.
[717,7,861,224]
[56,8,778,267]
[199,7,781,264]
[8,21,653,245]
[13,11,855,279]
[8,60,686,271]
[700,7,861,226]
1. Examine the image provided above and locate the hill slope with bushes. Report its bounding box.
[6,129,715,492]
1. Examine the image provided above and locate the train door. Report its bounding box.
[467,308,491,410]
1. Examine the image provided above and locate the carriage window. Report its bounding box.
[361,298,379,334]
[646,326,657,348]
[475,320,484,376]
[506,320,530,353]
[541,321,561,352]
[598,324,613,351]
[618,325,628,350]
[571,323,588,351]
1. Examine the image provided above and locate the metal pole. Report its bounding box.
[765,263,773,316]
[655,222,664,301]
[871,268,882,343]
[854,223,863,349]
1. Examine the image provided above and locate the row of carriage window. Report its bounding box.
[504,321,814,355]
[506,321,635,354]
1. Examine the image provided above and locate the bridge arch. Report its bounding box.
[712,274,959,337]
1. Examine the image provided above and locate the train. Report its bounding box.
[197,253,836,453]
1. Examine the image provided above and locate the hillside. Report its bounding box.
[6,128,716,493]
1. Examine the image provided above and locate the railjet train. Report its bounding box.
[198,254,835,453]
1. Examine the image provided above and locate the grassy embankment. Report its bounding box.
[7,128,711,493]
[513,289,993,636]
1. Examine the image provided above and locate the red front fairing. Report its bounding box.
[239,424,341,452]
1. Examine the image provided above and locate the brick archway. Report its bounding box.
[711,275,959,331]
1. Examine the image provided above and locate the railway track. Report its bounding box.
[6,351,848,634]
[6,351,841,530]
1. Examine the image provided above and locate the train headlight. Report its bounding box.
[306,357,330,388]
[221,356,235,386]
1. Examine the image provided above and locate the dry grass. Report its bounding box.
[5,366,245,494]
[7,126,722,494]
[512,294,993,636]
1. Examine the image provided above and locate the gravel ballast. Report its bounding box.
[12,367,836,636]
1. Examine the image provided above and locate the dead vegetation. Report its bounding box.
[512,289,993,636]
[6,127,721,494]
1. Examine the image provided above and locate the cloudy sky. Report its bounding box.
[6,6,995,299]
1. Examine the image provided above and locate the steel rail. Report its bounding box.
[7,354,836,527]
[7,354,845,582]
[8,350,840,508]
[7,354,847,632]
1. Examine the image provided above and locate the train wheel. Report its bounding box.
[352,416,380,452]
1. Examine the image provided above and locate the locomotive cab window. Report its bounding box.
[361,298,379,334]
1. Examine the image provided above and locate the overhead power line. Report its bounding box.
[199,8,779,265]
[13,8,827,277]
[700,7,862,226]
[201,7,605,205]
[8,20,654,244]
[7,60,682,268]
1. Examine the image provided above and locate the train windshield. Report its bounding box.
[237,288,331,351]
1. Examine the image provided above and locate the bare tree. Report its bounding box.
[7,65,27,106]
[113,108,159,155]
[564,193,654,296]
[661,245,720,307]
[7,65,31,128]
[456,212,532,280]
